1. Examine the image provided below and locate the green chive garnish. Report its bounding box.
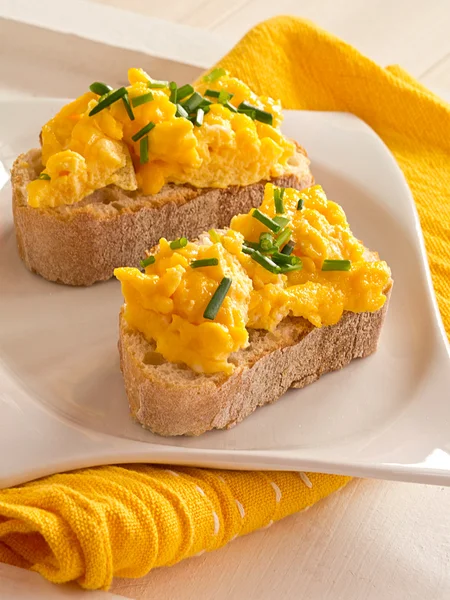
[38,173,51,180]
[89,82,112,96]
[218,90,233,104]
[322,259,351,271]
[253,109,273,125]
[281,240,295,255]
[224,101,237,113]
[209,229,220,243]
[252,209,282,233]
[273,216,290,229]
[132,92,154,107]
[177,84,194,101]
[181,92,204,113]
[274,188,285,213]
[193,108,204,127]
[280,262,303,273]
[170,237,188,250]
[259,232,275,251]
[169,82,177,103]
[148,80,168,89]
[205,89,220,98]
[140,255,156,268]
[237,102,273,125]
[271,252,301,266]
[132,121,156,142]
[176,104,189,119]
[203,277,232,320]
[140,136,149,164]
[251,251,280,274]
[122,94,135,121]
[243,240,260,250]
[191,258,219,268]
[242,246,255,256]
[297,198,304,210]
[275,227,292,249]
[203,68,226,83]
[89,87,128,116]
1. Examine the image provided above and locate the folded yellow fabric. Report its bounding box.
[1,16,449,591]
[0,467,348,589]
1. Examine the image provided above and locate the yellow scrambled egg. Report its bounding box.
[27,68,296,208]
[115,184,392,375]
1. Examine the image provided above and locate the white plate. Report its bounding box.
[0,99,449,489]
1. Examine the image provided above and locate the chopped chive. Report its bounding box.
[202,105,211,114]
[251,251,280,274]
[254,109,273,125]
[191,258,219,268]
[176,103,189,119]
[89,87,128,116]
[242,245,255,256]
[218,90,233,104]
[132,92,154,107]
[274,188,285,213]
[225,101,237,113]
[170,237,188,250]
[279,262,303,273]
[271,252,301,266]
[297,198,304,210]
[243,240,260,250]
[275,227,292,249]
[203,277,232,320]
[273,216,290,229]
[140,255,156,268]
[140,136,149,164]
[209,229,220,243]
[205,89,220,98]
[169,81,177,103]
[252,209,282,233]
[322,259,351,272]
[259,232,275,251]
[203,67,226,83]
[237,102,273,125]
[132,121,156,142]
[239,107,256,119]
[38,173,51,180]
[281,240,295,255]
[199,98,213,108]
[193,108,204,127]
[181,91,204,113]
[177,84,194,101]
[89,82,112,96]
[148,80,168,89]
[122,94,135,121]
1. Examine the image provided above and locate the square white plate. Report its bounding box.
[0,99,449,488]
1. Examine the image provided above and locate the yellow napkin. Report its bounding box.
[1,16,449,591]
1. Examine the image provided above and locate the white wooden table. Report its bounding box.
[0,1,449,598]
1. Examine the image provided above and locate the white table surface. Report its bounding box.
[0,1,449,599]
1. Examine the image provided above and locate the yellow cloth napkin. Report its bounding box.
[1,16,449,591]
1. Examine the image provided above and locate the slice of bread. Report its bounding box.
[11,146,313,286]
[118,283,392,437]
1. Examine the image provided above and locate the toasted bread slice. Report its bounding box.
[11,147,313,286]
[118,282,392,437]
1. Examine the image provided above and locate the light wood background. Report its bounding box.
[85,1,450,599]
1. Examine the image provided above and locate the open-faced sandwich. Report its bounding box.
[11,68,313,286]
[115,183,392,436]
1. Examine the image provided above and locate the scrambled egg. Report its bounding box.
[115,184,392,375]
[27,68,296,208]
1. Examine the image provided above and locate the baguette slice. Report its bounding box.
[11,146,313,286]
[118,282,392,437]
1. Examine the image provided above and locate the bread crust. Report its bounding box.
[118,287,391,437]
[11,147,313,286]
